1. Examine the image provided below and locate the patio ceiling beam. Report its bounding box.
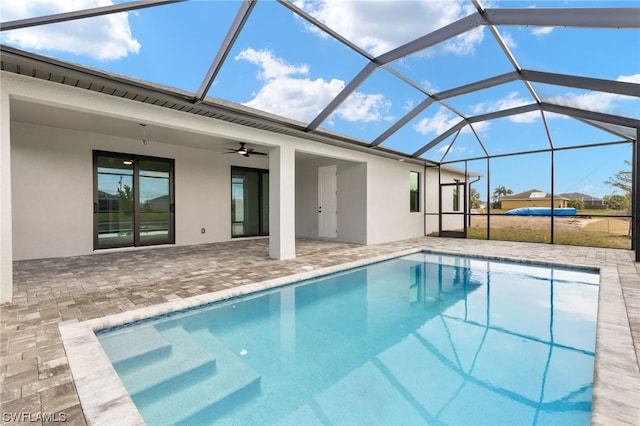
[376,13,485,65]
[520,70,640,98]
[370,98,435,147]
[433,72,519,101]
[468,103,540,124]
[306,62,378,131]
[473,1,543,108]
[411,121,467,158]
[195,0,256,101]
[483,8,640,29]
[540,103,640,129]
[577,120,637,141]
[277,0,375,62]
[0,0,185,32]
[411,103,540,158]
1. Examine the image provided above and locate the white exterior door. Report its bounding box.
[318,165,338,238]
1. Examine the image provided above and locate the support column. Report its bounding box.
[269,145,296,259]
[0,90,13,302]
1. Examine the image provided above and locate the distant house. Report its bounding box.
[557,192,604,208]
[146,195,170,212]
[500,189,569,210]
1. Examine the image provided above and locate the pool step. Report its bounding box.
[136,329,261,425]
[99,324,172,368]
[116,325,217,396]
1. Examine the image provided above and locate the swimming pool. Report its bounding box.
[96,252,599,425]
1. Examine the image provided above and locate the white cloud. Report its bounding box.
[236,48,393,124]
[436,143,472,156]
[236,49,342,122]
[335,92,393,123]
[1,0,140,60]
[235,48,309,81]
[546,74,640,115]
[294,0,482,57]
[473,91,539,123]
[532,27,554,37]
[618,73,640,84]
[547,91,613,112]
[500,31,517,49]
[243,76,345,123]
[580,184,599,193]
[421,79,439,94]
[413,107,464,135]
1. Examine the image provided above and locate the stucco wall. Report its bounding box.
[3,71,442,265]
[10,121,268,260]
[295,156,367,244]
[366,161,425,244]
[10,120,425,260]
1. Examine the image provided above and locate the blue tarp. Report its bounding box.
[505,207,577,216]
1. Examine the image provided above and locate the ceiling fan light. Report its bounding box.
[237,148,247,155]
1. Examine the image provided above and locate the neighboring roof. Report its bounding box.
[557,192,603,201]
[500,189,569,201]
[1,1,638,164]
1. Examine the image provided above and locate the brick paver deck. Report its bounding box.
[1,237,638,425]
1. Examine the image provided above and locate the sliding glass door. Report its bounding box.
[94,151,174,249]
[231,167,269,238]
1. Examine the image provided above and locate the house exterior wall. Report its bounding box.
[366,160,425,244]
[2,71,443,269]
[501,199,567,210]
[10,121,269,260]
[295,157,367,244]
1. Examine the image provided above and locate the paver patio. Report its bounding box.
[1,237,638,425]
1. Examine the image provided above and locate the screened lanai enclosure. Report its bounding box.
[1,0,639,260]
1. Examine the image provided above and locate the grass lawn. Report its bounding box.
[466,227,631,249]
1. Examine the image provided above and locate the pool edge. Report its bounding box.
[59,247,424,425]
[590,266,640,425]
[59,247,637,425]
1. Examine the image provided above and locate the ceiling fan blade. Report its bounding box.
[250,151,267,155]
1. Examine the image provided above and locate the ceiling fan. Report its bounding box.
[223,142,267,157]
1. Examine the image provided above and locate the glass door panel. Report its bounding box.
[94,152,174,249]
[96,154,135,249]
[231,167,268,237]
[139,159,172,246]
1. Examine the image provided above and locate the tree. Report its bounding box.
[470,188,481,209]
[567,199,584,210]
[117,184,134,214]
[604,160,631,213]
[603,194,628,211]
[492,185,513,209]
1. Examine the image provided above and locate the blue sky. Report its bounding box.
[1,0,638,198]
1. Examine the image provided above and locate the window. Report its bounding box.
[453,179,460,212]
[231,167,269,237]
[410,171,420,212]
[94,151,174,249]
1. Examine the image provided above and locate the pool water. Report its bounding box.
[97,252,599,425]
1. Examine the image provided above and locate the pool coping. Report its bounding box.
[58,247,638,425]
